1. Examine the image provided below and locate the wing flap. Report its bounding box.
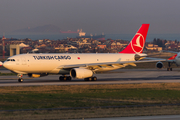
[57,59,167,69]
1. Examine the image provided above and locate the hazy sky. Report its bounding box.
[0,0,180,34]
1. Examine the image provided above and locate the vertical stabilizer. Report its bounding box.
[120,24,150,54]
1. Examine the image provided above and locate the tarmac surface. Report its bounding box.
[72,115,180,120]
[0,68,180,86]
[1,68,180,120]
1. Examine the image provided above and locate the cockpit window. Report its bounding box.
[7,59,15,61]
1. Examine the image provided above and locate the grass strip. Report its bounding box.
[0,83,180,110]
[0,83,180,119]
[0,72,16,76]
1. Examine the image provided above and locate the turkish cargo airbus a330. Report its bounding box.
[3,24,160,82]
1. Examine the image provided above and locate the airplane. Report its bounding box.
[2,24,165,82]
[156,51,180,71]
[0,61,2,66]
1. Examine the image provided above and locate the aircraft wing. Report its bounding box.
[161,50,178,54]
[167,60,175,62]
[57,59,167,70]
[141,57,167,60]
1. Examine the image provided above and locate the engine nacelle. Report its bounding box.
[70,68,93,79]
[28,73,48,78]
[156,61,164,69]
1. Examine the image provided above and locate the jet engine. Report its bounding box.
[70,68,93,79]
[156,61,163,69]
[27,73,48,78]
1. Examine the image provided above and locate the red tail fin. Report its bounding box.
[120,24,150,54]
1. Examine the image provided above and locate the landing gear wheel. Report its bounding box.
[17,74,23,82]
[63,77,67,81]
[167,68,172,71]
[59,76,66,81]
[59,76,62,81]
[59,76,71,81]
[93,77,97,81]
[67,76,71,81]
[84,77,97,81]
[18,78,23,82]
[88,77,92,81]
[167,62,173,71]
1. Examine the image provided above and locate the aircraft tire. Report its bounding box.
[84,77,97,81]
[88,77,92,81]
[63,77,67,81]
[59,76,72,81]
[18,78,23,82]
[93,77,97,81]
[59,76,63,81]
[67,76,71,81]
[167,68,172,71]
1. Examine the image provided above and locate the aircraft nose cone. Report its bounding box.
[3,62,11,69]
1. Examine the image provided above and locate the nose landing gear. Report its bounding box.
[17,74,23,82]
[167,62,173,71]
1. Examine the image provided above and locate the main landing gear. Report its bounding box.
[84,76,97,81]
[59,75,71,81]
[167,62,173,71]
[18,74,23,82]
[59,75,97,81]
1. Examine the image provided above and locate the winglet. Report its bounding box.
[168,54,177,60]
[120,24,150,54]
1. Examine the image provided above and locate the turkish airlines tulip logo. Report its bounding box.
[131,33,144,53]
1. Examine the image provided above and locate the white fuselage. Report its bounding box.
[3,53,136,74]
[175,53,180,66]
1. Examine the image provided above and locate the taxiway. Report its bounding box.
[0,68,180,86]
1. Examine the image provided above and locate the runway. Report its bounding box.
[0,68,180,86]
[72,115,180,120]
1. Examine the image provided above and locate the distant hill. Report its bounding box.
[13,25,61,34]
